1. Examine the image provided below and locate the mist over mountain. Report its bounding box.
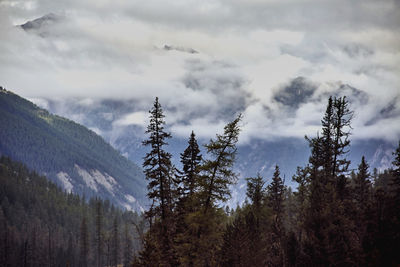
[30,91,396,206]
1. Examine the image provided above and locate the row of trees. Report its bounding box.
[135,96,400,266]
[0,156,142,267]
[135,97,242,266]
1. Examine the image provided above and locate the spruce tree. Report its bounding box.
[354,156,371,206]
[391,141,400,205]
[79,217,89,267]
[352,156,371,265]
[267,165,285,217]
[111,217,119,267]
[266,165,285,266]
[179,131,202,200]
[246,174,265,220]
[142,97,176,265]
[142,97,174,223]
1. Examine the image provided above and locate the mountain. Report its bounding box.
[0,87,147,211]
[30,96,397,206]
[20,13,61,31]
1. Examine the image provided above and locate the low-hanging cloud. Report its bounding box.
[0,0,399,144]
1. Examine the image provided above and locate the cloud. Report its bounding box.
[0,0,399,143]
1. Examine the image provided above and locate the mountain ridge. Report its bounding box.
[0,87,147,212]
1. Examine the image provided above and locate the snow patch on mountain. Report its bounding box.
[75,164,118,195]
[75,164,98,191]
[91,169,117,195]
[56,171,73,193]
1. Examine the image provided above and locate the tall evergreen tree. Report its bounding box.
[354,156,371,206]
[185,115,242,266]
[111,217,119,267]
[246,174,265,220]
[141,97,177,266]
[267,165,285,216]
[142,97,174,223]
[391,141,400,205]
[199,114,242,214]
[351,156,372,265]
[179,131,202,201]
[95,200,103,267]
[79,217,89,267]
[122,223,133,267]
[266,165,285,266]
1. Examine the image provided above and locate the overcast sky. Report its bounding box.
[1,0,400,143]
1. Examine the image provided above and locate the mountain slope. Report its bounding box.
[0,87,147,211]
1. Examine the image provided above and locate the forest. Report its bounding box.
[0,156,143,267]
[1,95,399,266]
[133,96,400,266]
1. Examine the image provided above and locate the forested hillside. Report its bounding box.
[133,97,400,266]
[0,87,147,211]
[0,156,144,267]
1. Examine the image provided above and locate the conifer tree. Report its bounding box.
[122,223,133,267]
[332,96,353,180]
[141,97,177,265]
[302,96,354,265]
[352,156,371,265]
[95,200,103,267]
[186,115,241,266]
[199,114,242,214]
[391,141,400,205]
[354,156,371,206]
[246,174,265,220]
[142,97,174,223]
[267,165,285,217]
[266,165,285,266]
[79,217,89,267]
[111,217,119,267]
[179,131,202,201]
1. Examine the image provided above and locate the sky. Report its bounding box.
[1,0,400,144]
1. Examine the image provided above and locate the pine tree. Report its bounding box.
[142,97,174,223]
[391,141,400,205]
[351,156,372,265]
[302,96,355,266]
[111,217,119,267]
[179,131,202,201]
[122,223,133,267]
[186,115,242,266]
[174,131,202,266]
[354,156,371,207]
[266,165,285,266]
[79,217,89,267]
[141,97,177,265]
[246,174,265,221]
[267,165,285,216]
[95,200,103,267]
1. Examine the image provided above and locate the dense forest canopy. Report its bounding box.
[1,95,399,266]
[133,96,400,266]
[0,156,143,267]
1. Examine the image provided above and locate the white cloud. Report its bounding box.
[1,0,399,142]
[114,111,148,127]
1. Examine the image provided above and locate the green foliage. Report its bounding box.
[0,156,142,267]
[198,114,242,213]
[0,89,147,209]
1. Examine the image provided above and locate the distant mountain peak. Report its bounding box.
[20,13,63,32]
[163,44,199,54]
